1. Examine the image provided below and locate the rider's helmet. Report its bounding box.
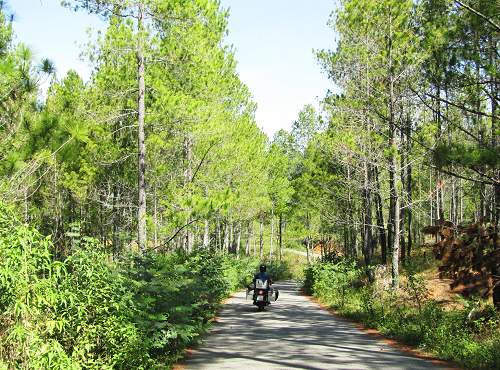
[259,264,266,273]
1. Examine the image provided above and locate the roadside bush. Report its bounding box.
[267,259,293,281]
[0,204,258,369]
[0,204,77,369]
[304,258,359,308]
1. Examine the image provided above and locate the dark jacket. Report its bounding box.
[253,272,272,287]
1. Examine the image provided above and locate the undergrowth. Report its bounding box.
[304,260,500,370]
[0,204,267,369]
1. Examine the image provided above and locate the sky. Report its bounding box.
[9,0,337,137]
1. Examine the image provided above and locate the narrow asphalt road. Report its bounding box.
[182,281,448,370]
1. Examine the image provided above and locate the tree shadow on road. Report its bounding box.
[184,280,445,370]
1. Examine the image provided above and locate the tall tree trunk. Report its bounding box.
[374,166,387,263]
[112,185,120,256]
[388,167,395,260]
[387,16,400,288]
[362,33,373,267]
[490,35,499,228]
[306,237,311,264]
[245,222,251,256]
[459,179,463,224]
[236,222,241,258]
[390,111,401,288]
[184,135,193,253]
[216,217,221,251]
[392,183,401,288]
[346,165,356,257]
[362,160,373,266]
[229,217,234,253]
[259,218,264,259]
[438,178,445,221]
[137,2,147,253]
[279,213,283,261]
[253,221,257,257]
[203,219,209,248]
[430,171,434,225]
[269,207,274,259]
[406,160,413,259]
[223,221,229,254]
[153,186,158,250]
[343,226,348,256]
[400,123,406,263]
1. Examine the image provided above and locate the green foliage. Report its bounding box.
[305,261,500,369]
[304,259,359,308]
[0,205,257,369]
[266,259,294,281]
[0,204,77,369]
[434,143,500,169]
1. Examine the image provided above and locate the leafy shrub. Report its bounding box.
[266,259,293,281]
[0,204,77,369]
[304,259,359,308]
[0,204,259,369]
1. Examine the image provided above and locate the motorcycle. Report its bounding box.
[247,278,279,310]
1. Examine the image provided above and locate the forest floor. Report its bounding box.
[425,273,464,310]
[177,281,451,370]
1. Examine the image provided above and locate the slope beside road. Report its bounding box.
[180,281,450,370]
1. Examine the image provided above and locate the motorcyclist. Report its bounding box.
[253,264,272,287]
[247,264,279,306]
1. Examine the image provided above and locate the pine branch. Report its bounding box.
[455,0,500,32]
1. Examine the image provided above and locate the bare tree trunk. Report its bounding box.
[137,2,147,253]
[430,171,434,225]
[438,177,445,221]
[203,219,209,248]
[236,222,242,258]
[388,166,395,260]
[407,161,413,259]
[279,213,283,261]
[24,188,28,222]
[216,217,221,251]
[362,34,373,267]
[362,160,373,266]
[112,185,120,255]
[245,221,251,256]
[153,186,158,250]
[400,126,406,263]
[259,218,264,259]
[392,184,401,288]
[229,218,234,253]
[459,179,463,224]
[346,165,356,257]
[306,237,311,264]
[343,226,348,256]
[374,166,387,264]
[387,17,400,288]
[184,135,193,253]
[253,221,257,257]
[490,35,499,229]
[269,207,274,259]
[390,110,401,287]
[224,221,229,254]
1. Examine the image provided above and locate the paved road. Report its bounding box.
[183,281,447,370]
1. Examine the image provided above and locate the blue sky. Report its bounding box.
[10,0,337,137]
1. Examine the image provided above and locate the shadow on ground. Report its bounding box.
[183,281,446,370]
